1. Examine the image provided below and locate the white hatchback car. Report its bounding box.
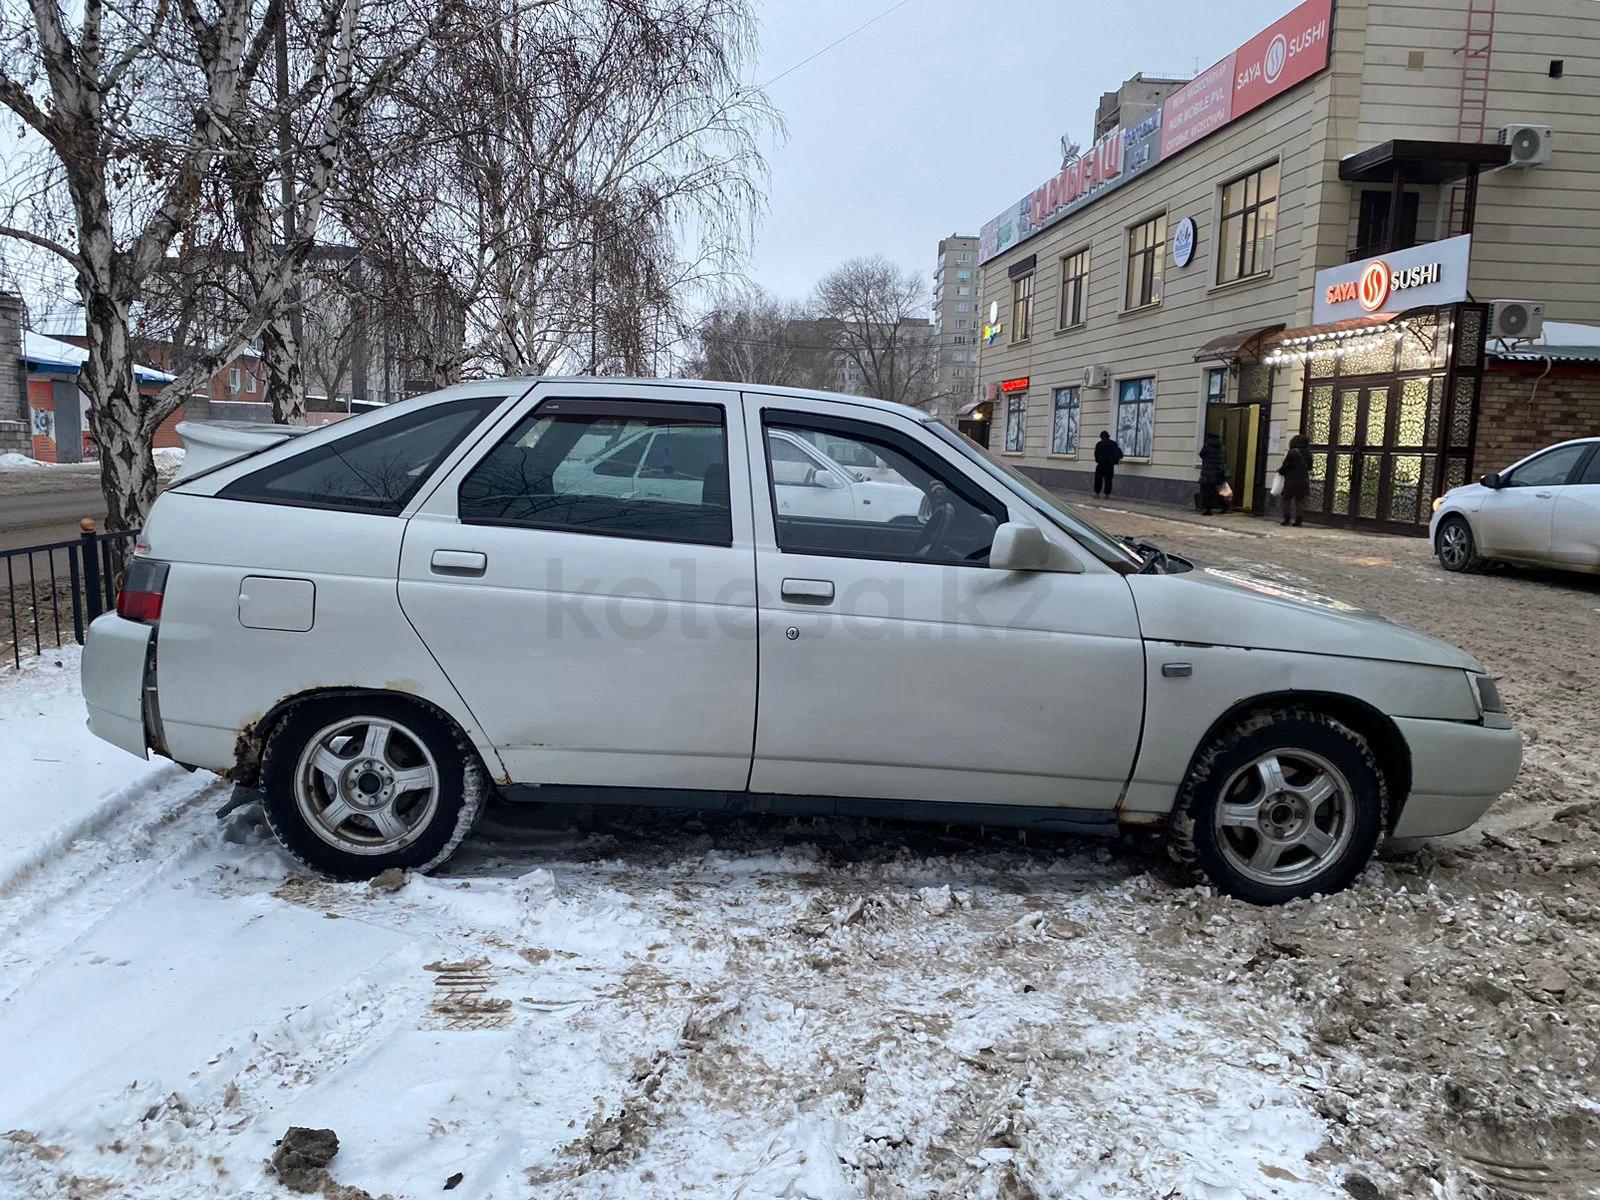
[82,379,1521,904]
[1430,437,1600,574]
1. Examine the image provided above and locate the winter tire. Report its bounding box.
[260,697,486,881]
[1169,708,1387,905]
[1435,515,1479,573]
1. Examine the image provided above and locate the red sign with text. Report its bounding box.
[1231,0,1333,118]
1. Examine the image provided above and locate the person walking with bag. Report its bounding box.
[1093,430,1123,497]
[1275,433,1311,527]
[1198,432,1231,515]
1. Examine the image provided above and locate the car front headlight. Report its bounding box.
[1432,495,1445,513]
[1472,672,1505,716]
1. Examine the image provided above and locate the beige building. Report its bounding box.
[932,235,982,417]
[974,0,1600,528]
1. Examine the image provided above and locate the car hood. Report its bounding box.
[1128,564,1483,671]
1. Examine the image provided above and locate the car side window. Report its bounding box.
[762,413,1004,566]
[458,399,732,546]
[220,396,503,515]
[1577,448,1600,486]
[1504,444,1590,489]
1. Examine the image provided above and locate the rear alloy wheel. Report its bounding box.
[1436,515,1478,572]
[1170,709,1386,904]
[260,698,485,880]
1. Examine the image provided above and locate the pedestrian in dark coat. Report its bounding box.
[1093,430,1123,497]
[1198,433,1230,515]
[1276,433,1311,527]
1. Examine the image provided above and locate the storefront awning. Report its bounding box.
[1270,313,1397,346]
[1193,324,1285,364]
[1339,139,1511,185]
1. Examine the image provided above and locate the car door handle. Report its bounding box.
[1535,492,1553,499]
[431,549,487,576]
[781,578,835,603]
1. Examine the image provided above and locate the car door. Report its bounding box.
[1474,443,1592,562]
[742,393,1146,810]
[397,383,758,790]
[1551,444,1600,567]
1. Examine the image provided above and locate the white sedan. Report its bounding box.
[1430,437,1600,574]
[82,379,1520,904]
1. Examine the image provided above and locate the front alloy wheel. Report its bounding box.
[1211,749,1355,889]
[1171,709,1386,904]
[1436,516,1477,572]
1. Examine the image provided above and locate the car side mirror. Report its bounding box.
[1480,473,1502,489]
[811,468,844,490]
[988,522,1053,571]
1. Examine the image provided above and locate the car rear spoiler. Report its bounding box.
[172,420,308,483]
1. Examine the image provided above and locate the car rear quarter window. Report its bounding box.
[219,397,504,514]
[457,398,732,546]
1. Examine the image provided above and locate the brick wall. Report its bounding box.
[0,419,28,457]
[1475,363,1600,474]
[0,293,25,426]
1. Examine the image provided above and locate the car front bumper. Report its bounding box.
[1391,715,1522,837]
[81,613,154,759]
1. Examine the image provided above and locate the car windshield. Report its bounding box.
[924,420,1143,571]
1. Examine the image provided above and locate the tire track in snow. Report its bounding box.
[0,769,227,1007]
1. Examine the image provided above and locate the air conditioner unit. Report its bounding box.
[1083,364,1109,388]
[1487,300,1545,340]
[1497,124,1553,167]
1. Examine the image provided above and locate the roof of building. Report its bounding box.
[1488,321,1600,365]
[21,330,177,385]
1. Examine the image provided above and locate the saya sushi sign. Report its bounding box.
[1312,235,1472,324]
[978,0,1332,264]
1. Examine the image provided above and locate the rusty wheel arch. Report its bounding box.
[230,687,494,789]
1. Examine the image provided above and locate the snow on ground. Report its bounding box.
[1,508,1598,1199]
[0,452,46,470]
[0,651,1345,1199]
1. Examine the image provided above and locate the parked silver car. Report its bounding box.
[82,379,1521,904]
[1431,437,1600,574]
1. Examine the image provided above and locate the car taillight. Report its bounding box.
[117,558,170,624]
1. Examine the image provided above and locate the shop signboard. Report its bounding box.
[978,0,1333,264]
[1312,235,1472,324]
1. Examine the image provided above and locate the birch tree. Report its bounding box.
[337,0,774,383]
[0,0,452,527]
[813,256,937,409]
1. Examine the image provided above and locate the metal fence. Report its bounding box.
[2,526,141,669]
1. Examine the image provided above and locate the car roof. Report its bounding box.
[404,376,935,424]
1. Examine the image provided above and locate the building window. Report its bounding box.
[958,251,971,262]
[953,335,967,345]
[1116,376,1155,458]
[227,367,241,394]
[1218,162,1279,284]
[1059,248,1089,328]
[1004,391,1026,452]
[1011,273,1034,343]
[1051,387,1080,455]
[957,286,970,296]
[1355,189,1420,258]
[1206,367,1227,404]
[245,371,258,394]
[956,319,967,330]
[1125,216,1165,310]
[957,271,971,281]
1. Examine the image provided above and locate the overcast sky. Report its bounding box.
[745,0,1293,303]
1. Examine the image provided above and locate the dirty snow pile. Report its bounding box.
[0,452,46,470]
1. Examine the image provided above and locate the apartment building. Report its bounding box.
[974,0,1600,530]
[931,235,982,417]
